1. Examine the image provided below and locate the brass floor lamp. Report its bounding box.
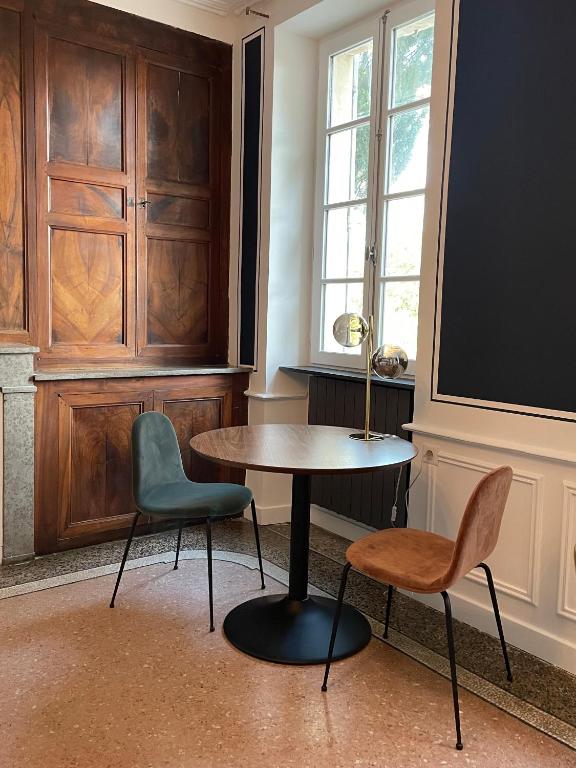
[332,312,408,442]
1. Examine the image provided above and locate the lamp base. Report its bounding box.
[349,432,393,441]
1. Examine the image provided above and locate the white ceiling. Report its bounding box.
[283,0,401,39]
[176,0,247,16]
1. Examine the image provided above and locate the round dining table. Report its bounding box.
[190,423,417,665]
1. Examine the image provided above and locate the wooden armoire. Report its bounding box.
[0,0,249,554]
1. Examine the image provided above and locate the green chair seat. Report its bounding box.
[139,481,253,519]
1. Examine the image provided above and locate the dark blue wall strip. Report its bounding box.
[436,0,576,415]
[239,31,263,368]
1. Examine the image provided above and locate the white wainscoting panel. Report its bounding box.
[558,482,576,621]
[426,453,542,605]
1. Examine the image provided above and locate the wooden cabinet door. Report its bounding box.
[136,49,228,364]
[153,383,233,483]
[57,390,152,544]
[34,23,136,364]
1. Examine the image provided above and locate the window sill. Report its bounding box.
[280,365,415,390]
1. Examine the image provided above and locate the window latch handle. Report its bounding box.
[367,244,377,265]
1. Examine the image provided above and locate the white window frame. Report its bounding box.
[311,0,435,373]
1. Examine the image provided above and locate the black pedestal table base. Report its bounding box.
[223,593,371,665]
[223,474,372,664]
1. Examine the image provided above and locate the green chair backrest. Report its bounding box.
[132,412,187,507]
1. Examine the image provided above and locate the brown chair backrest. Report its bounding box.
[445,466,513,587]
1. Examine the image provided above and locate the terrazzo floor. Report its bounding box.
[0,557,574,768]
[2,520,576,743]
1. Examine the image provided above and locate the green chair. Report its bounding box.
[109,412,265,630]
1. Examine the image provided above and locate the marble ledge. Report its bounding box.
[281,365,415,390]
[244,390,307,401]
[0,346,39,355]
[33,365,249,382]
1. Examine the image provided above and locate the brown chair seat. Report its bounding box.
[347,528,456,594]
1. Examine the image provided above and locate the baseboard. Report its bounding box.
[252,503,379,534]
[2,550,35,565]
[249,504,292,525]
[310,504,374,542]
[415,588,576,675]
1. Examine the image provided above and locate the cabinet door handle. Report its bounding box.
[138,199,151,208]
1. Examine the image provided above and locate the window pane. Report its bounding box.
[392,15,435,108]
[322,282,364,353]
[327,124,370,204]
[325,205,366,279]
[383,196,424,277]
[329,40,373,127]
[380,281,420,359]
[388,106,429,194]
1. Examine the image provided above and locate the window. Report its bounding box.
[312,1,435,371]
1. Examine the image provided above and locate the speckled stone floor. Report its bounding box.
[1,558,574,768]
[270,523,576,732]
[1,520,575,745]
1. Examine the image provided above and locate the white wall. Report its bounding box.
[90,0,236,42]
[232,11,318,522]
[407,0,576,673]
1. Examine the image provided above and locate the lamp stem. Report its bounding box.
[364,315,374,440]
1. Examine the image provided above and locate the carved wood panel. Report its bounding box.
[57,390,153,542]
[0,6,26,338]
[146,66,210,185]
[155,385,232,483]
[146,239,208,346]
[34,24,135,364]
[147,194,209,229]
[50,229,125,345]
[68,401,139,523]
[48,38,123,170]
[50,179,124,219]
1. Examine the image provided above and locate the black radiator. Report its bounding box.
[307,374,414,529]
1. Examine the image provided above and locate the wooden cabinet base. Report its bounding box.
[35,372,249,554]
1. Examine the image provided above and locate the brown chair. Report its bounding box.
[322,465,514,751]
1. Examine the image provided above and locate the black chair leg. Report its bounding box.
[110,512,140,608]
[322,562,352,692]
[206,519,214,632]
[441,591,463,751]
[478,562,513,682]
[384,585,394,639]
[250,499,265,590]
[174,522,183,570]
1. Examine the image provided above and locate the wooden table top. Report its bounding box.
[190,424,417,475]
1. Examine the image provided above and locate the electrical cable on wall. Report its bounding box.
[404,465,423,527]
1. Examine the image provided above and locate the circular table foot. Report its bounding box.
[223,594,372,665]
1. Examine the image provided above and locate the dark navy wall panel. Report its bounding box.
[239,30,264,368]
[436,0,576,415]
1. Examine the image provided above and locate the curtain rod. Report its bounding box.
[246,6,270,18]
